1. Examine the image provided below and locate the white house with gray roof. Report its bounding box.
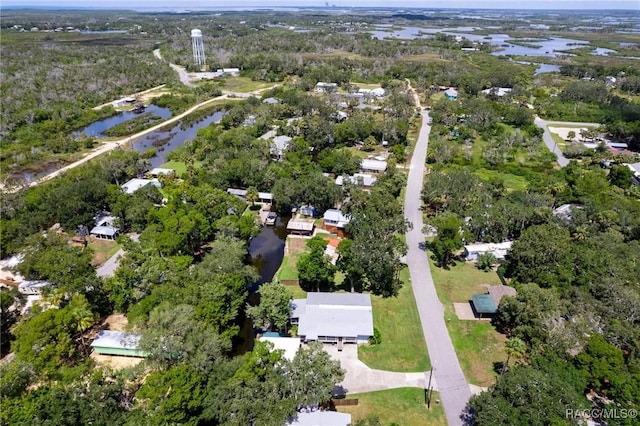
[290,293,373,344]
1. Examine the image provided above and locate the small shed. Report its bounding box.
[445,88,458,100]
[91,330,147,358]
[471,294,497,318]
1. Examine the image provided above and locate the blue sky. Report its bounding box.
[5,0,640,9]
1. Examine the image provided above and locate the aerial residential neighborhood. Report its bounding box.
[1,4,639,426]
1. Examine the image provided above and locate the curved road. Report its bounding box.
[534,116,600,168]
[405,110,471,426]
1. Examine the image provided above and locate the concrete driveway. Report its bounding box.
[323,344,435,395]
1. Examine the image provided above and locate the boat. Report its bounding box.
[265,212,277,226]
[132,103,146,114]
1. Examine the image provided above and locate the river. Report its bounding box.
[76,105,172,137]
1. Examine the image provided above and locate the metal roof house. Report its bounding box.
[226,188,273,203]
[445,87,458,100]
[315,82,338,93]
[481,87,512,97]
[291,293,374,344]
[335,173,377,187]
[626,162,640,185]
[91,330,147,358]
[287,411,351,426]
[270,135,292,161]
[121,178,162,195]
[90,213,119,240]
[360,159,387,174]
[323,209,350,237]
[18,280,52,296]
[464,241,513,261]
[286,219,315,236]
[147,168,175,177]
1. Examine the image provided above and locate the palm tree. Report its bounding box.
[73,306,96,355]
[246,186,259,206]
[502,337,526,376]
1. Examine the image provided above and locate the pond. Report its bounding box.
[590,47,617,56]
[247,215,288,292]
[130,110,226,168]
[76,105,172,137]
[516,61,562,75]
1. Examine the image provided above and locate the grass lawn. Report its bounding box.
[336,388,447,426]
[277,255,300,281]
[429,259,506,386]
[359,268,431,372]
[88,238,121,267]
[159,160,187,176]
[474,168,529,192]
[217,77,276,93]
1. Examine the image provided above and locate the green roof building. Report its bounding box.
[91,330,147,358]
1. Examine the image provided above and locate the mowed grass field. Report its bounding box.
[216,76,278,93]
[359,268,431,372]
[336,388,447,426]
[429,259,506,386]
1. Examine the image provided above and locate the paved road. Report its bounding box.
[96,249,124,278]
[404,110,471,426]
[534,116,600,168]
[154,49,195,88]
[324,345,434,395]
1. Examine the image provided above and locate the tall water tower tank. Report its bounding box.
[191,29,206,66]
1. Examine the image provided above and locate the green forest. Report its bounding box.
[1,7,640,426]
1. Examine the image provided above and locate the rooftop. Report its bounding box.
[287,411,351,426]
[360,159,387,172]
[226,188,273,201]
[292,293,373,340]
[286,219,315,232]
[487,285,517,307]
[91,330,141,351]
[481,87,512,97]
[471,294,498,314]
[261,336,301,361]
[148,168,175,176]
[335,173,377,187]
[121,178,161,195]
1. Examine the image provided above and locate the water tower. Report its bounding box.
[191,29,206,66]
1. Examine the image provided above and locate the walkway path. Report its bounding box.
[324,345,434,395]
[404,109,471,426]
[534,117,600,168]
